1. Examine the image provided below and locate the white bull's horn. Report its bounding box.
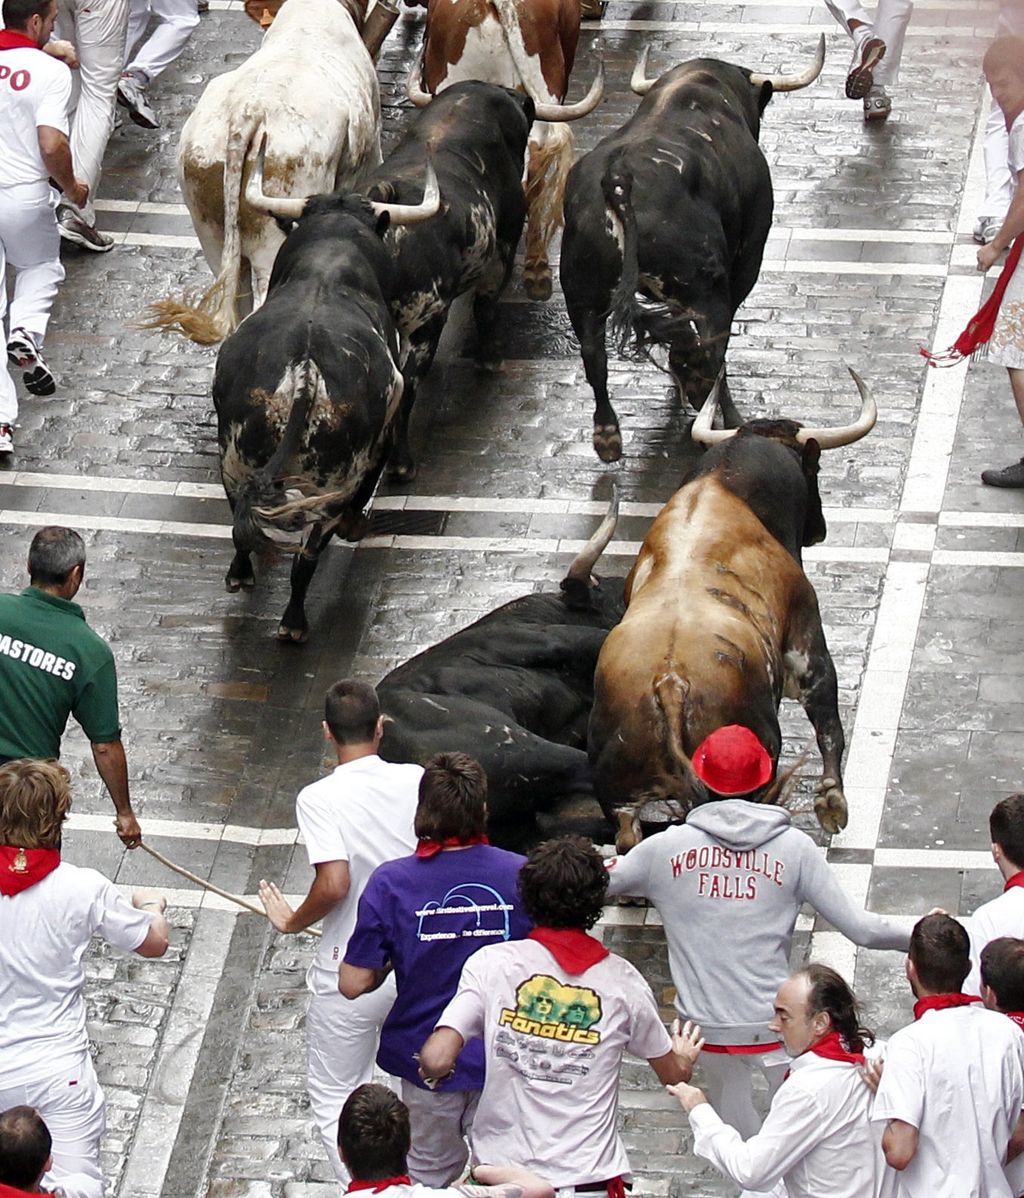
[749,33,825,91]
[690,371,736,446]
[630,45,656,96]
[533,62,605,121]
[406,45,432,107]
[245,133,308,219]
[796,366,877,450]
[370,161,441,224]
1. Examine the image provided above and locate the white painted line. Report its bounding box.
[874,848,997,871]
[594,18,978,33]
[761,259,948,278]
[892,522,937,553]
[940,510,1024,528]
[68,810,300,846]
[932,549,1024,567]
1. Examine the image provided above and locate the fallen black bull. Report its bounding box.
[377,494,624,852]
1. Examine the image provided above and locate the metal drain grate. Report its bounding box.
[369,508,446,537]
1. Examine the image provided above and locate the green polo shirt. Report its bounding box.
[0,587,121,760]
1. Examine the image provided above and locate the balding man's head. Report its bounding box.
[0,1106,51,1191]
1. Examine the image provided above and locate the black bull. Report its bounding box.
[378,499,624,852]
[560,38,825,463]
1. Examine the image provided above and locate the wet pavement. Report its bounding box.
[0,0,1018,1193]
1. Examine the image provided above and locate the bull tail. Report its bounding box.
[604,159,697,368]
[143,115,259,345]
[525,123,574,253]
[232,360,341,556]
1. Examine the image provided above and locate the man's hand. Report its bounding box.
[67,177,89,208]
[667,1080,709,1113]
[671,1018,705,1072]
[45,38,79,67]
[978,242,1002,273]
[259,879,297,933]
[860,1056,884,1094]
[115,810,141,848]
[132,888,167,914]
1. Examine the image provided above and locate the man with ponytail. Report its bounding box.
[668,964,885,1198]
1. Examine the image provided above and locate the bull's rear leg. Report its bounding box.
[471,255,514,373]
[522,139,554,302]
[389,319,444,483]
[226,513,255,591]
[278,525,334,643]
[571,306,620,462]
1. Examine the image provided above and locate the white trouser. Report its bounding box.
[56,0,131,225]
[981,98,1013,224]
[401,1081,480,1188]
[0,1052,105,1198]
[306,972,397,1183]
[125,0,199,83]
[823,0,914,87]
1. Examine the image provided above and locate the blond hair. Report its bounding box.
[0,759,72,848]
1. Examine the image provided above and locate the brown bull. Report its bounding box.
[587,369,877,844]
[408,0,603,300]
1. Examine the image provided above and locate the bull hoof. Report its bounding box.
[475,356,504,375]
[276,622,309,644]
[593,425,622,463]
[387,459,418,484]
[522,266,553,302]
[225,573,255,593]
[814,785,848,834]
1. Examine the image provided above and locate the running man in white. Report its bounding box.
[0,0,88,453]
[872,913,1024,1198]
[116,0,198,130]
[963,793,1024,994]
[669,965,887,1198]
[824,0,913,120]
[54,0,128,250]
[257,679,422,1184]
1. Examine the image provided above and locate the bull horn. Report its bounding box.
[370,161,441,224]
[533,62,605,121]
[630,45,656,96]
[245,133,308,220]
[748,33,825,92]
[796,366,877,450]
[564,485,619,585]
[406,45,432,108]
[690,371,737,446]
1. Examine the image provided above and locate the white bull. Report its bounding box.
[148,0,381,344]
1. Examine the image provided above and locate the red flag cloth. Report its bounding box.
[414,834,489,859]
[0,845,60,896]
[703,1041,783,1055]
[606,1179,627,1198]
[0,29,40,49]
[347,1177,412,1193]
[807,1029,866,1066]
[528,926,610,975]
[913,993,981,1021]
[1004,869,1024,893]
[921,236,1024,366]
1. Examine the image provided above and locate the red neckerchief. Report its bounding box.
[1004,1011,1024,1033]
[0,29,41,50]
[913,993,981,1021]
[922,235,1024,366]
[528,926,609,975]
[1004,869,1024,893]
[414,834,488,859]
[346,1176,411,1193]
[0,845,60,896]
[0,1183,40,1198]
[807,1029,865,1066]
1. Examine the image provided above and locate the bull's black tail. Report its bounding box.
[605,156,699,369]
[232,358,323,557]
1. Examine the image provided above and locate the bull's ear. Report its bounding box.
[375,210,391,236]
[757,80,773,112]
[801,437,822,474]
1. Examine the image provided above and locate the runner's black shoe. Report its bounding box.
[7,328,56,396]
[981,459,1024,489]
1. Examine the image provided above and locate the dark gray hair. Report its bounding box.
[28,527,86,587]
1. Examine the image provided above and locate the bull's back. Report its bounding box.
[589,477,802,797]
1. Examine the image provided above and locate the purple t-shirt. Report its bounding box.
[344,844,532,1090]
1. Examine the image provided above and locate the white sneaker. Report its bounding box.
[863,85,892,121]
[974,216,1001,244]
[846,32,886,99]
[0,424,14,455]
[117,70,160,129]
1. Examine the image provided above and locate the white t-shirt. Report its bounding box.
[0,44,72,188]
[871,1004,1024,1198]
[963,885,1024,995]
[690,1047,887,1198]
[438,938,672,1188]
[296,754,421,992]
[0,862,153,1086]
[1010,111,1024,181]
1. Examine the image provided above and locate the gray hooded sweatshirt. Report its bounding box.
[605,800,914,1046]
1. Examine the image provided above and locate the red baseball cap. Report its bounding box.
[692,725,773,795]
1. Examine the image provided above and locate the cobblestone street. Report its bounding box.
[0,0,1018,1192]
